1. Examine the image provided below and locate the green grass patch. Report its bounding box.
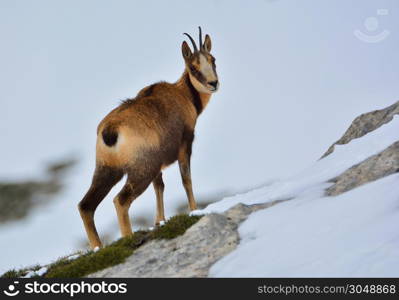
[1,214,202,278]
[1,265,42,279]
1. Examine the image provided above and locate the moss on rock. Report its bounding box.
[1,214,201,278]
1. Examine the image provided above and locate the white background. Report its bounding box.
[0,0,398,272]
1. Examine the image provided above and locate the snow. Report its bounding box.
[67,254,80,261]
[203,117,399,277]
[1,0,399,273]
[35,267,48,277]
[210,174,399,277]
[22,271,36,278]
[22,266,48,278]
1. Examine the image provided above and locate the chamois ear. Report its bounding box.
[182,41,192,60]
[203,34,212,52]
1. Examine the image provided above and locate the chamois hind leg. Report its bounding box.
[78,166,123,249]
[114,173,155,237]
[178,139,197,211]
[153,172,165,226]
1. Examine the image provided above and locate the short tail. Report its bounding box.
[102,125,118,147]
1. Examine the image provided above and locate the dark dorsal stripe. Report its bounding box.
[120,83,158,106]
[102,126,118,147]
[185,74,203,115]
[141,83,156,97]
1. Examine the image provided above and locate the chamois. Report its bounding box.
[78,27,219,249]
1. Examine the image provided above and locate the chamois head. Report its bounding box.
[182,27,219,94]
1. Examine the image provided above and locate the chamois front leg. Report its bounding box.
[153,172,165,226]
[178,142,197,211]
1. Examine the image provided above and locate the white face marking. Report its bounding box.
[199,54,217,81]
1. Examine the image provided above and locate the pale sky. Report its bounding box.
[0,0,398,272]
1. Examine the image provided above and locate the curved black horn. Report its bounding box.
[183,32,198,52]
[198,26,203,50]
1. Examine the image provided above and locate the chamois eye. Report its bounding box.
[190,66,197,73]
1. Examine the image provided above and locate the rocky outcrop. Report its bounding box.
[326,141,399,196]
[322,100,399,158]
[323,101,399,196]
[89,200,285,278]
[0,158,76,224]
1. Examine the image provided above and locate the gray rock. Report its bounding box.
[321,101,399,196]
[326,141,399,196]
[89,200,286,278]
[322,100,399,158]
[0,158,76,224]
[90,213,238,278]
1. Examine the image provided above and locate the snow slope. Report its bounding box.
[211,174,399,277]
[1,0,399,273]
[194,117,399,277]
